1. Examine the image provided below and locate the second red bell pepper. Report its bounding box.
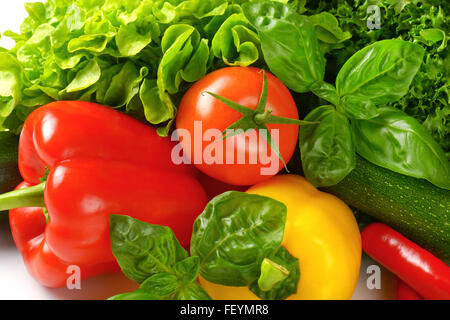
[0,101,207,288]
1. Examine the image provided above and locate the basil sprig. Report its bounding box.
[109,214,210,300]
[109,191,300,300]
[243,0,450,190]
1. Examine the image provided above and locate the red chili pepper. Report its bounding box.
[362,223,450,300]
[395,277,423,300]
[0,101,207,288]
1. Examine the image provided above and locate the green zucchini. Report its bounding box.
[0,132,22,217]
[324,155,450,262]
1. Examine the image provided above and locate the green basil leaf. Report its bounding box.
[108,290,161,300]
[173,256,200,285]
[352,107,450,190]
[211,13,261,67]
[173,283,212,300]
[337,95,379,120]
[242,0,325,93]
[300,105,356,187]
[139,273,180,299]
[310,81,339,106]
[190,191,287,286]
[109,214,188,283]
[249,246,300,300]
[336,39,425,105]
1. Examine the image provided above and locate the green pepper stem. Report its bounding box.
[0,182,46,211]
[257,258,290,292]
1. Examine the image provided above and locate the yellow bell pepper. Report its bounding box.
[199,174,361,300]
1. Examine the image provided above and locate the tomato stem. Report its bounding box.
[254,109,273,125]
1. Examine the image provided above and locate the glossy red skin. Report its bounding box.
[395,278,423,300]
[176,67,299,186]
[10,102,207,288]
[10,182,118,288]
[19,101,193,184]
[197,171,248,201]
[10,160,207,288]
[362,223,450,300]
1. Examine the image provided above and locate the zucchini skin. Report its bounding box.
[0,132,22,216]
[324,155,450,263]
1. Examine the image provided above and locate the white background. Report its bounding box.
[0,0,395,300]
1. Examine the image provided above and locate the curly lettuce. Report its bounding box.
[296,0,450,158]
[0,0,261,136]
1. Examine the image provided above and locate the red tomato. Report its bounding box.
[176,67,299,186]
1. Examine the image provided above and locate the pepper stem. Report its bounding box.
[0,182,46,211]
[257,258,290,292]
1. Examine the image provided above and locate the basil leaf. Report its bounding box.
[190,191,287,286]
[173,256,200,285]
[173,283,212,300]
[249,246,300,300]
[300,105,356,187]
[310,81,339,106]
[139,273,180,299]
[336,39,425,105]
[109,215,188,283]
[242,0,325,93]
[352,107,450,190]
[337,95,379,120]
[108,290,161,301]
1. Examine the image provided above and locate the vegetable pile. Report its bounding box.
[0,0,449,301]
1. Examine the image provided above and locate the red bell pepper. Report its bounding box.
[0,101,207,288]
[362,223,450,300]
